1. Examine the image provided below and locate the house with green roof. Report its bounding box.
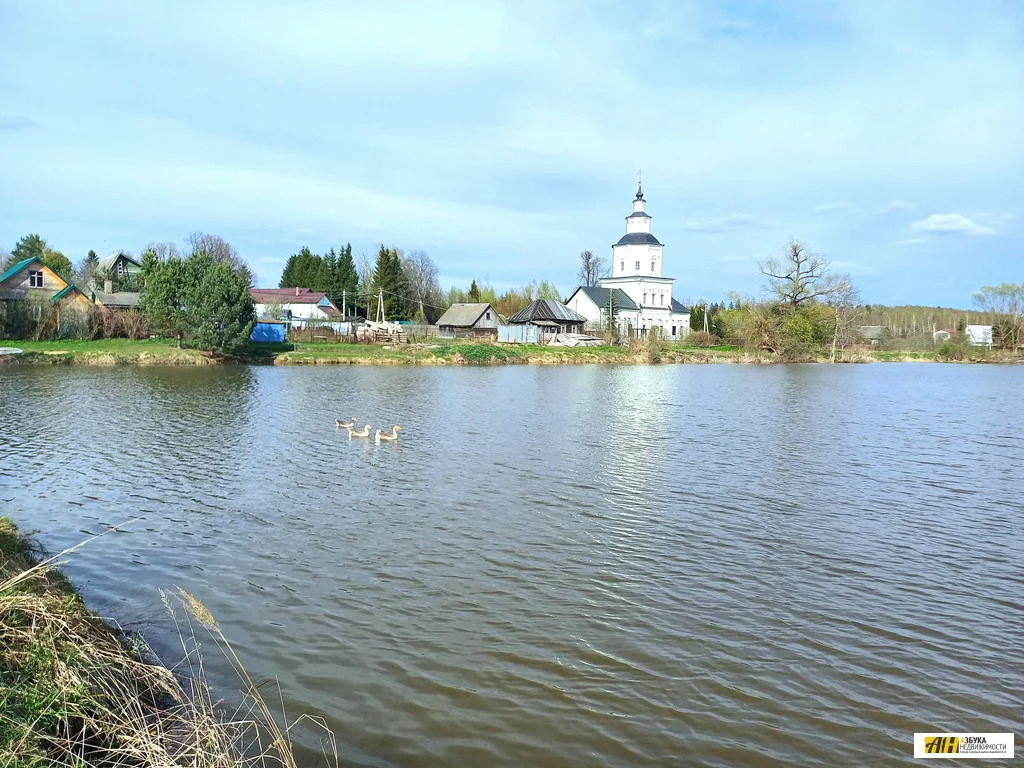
[0,256,93,336]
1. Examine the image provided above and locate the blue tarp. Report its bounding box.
[251,321,286,343]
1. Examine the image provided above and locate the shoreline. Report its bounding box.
[1,339,1019,367]
[0,518,314,767]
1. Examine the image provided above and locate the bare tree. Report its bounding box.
[401,249,443,323]
[145,241,182,262]
[825,274,862,362]
[185,232,254,286]
[759,240,834,310]
[973,282,1024,350]
[577,250,605,287]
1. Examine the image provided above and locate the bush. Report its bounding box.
[685,330,720,347]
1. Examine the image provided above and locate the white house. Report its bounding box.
[567,182,690,339]
[249,287,341,327]
[965,324,993,348]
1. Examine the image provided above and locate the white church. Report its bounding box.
[566,181,691,339]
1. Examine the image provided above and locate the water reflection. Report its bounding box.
[0,364,1021,767]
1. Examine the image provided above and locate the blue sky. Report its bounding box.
[1,0,1020,306]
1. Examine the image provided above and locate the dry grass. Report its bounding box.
[0,519,336,768]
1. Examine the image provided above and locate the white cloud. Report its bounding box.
[909,213,995,236]
[884,200,915,213]
[813,202,849,214]
[682,215,770,233]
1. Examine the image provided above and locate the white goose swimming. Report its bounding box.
[375,425,402,443]
[347,424,371,438]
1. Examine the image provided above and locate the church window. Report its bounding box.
[651,261,655,272]
[643,291,647,304]
[635,261,640,271]
[660,293,664,305]
[672,325,677,336]
[620,261,624,271]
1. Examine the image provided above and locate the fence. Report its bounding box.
[497,325,538,344]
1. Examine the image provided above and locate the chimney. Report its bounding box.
[104,279,112,294]
[295,286,300,296]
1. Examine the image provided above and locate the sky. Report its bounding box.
[1,0,1021,306]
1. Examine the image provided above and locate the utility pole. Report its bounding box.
[342,290,346,319]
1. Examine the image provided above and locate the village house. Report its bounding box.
[506,299,586,344]
[566,182,690,340]
[249,287,342,328]
[0,256,93,334]
[435,303,502,339]
[965,324,993,348]
[97,252,143,284]
[565,286,640,335]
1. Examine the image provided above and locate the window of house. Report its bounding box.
[486,311,491,320]
[672,325,677,336]
[28,270,43,288]
[635,261,640,271]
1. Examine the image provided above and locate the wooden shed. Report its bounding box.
[435,303,501,339]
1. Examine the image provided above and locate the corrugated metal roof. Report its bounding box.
[670,298,690,313]
[435,303,494,327]
[575,286,639,311]
[507,299,585,324]
[250,288,328,305]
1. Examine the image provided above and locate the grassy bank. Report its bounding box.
[2,338,1019,366]
[0,518,321,767]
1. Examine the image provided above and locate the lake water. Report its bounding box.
[1,363,1021,766]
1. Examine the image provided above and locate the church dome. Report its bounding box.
[615,232,662,246]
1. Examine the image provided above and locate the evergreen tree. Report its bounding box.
[371,245,409,320]
[180,251,255,353]
[11,233,47,263]
[140,255,188,347]
[336,243,359,298]
[468,279,481,302]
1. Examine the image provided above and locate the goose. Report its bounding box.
[375,425,402,442]
[348,424,371,438]
[335,417,357,428]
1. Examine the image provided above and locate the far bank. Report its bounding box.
[1,337,1020,367]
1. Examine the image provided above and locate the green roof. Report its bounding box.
[50,284,88,303]
[0,257,41,284]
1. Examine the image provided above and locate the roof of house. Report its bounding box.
[670,298,690,314]
[97,252,142,273]
[249,287,329,305]
[626,211,651,219]
[93,290,141,307]
[614,232,662,246]
[573,286,640,311]
[0,257,43,284]
[435,303,495,327]
[507,299,586,325]
[51,284,89,303]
